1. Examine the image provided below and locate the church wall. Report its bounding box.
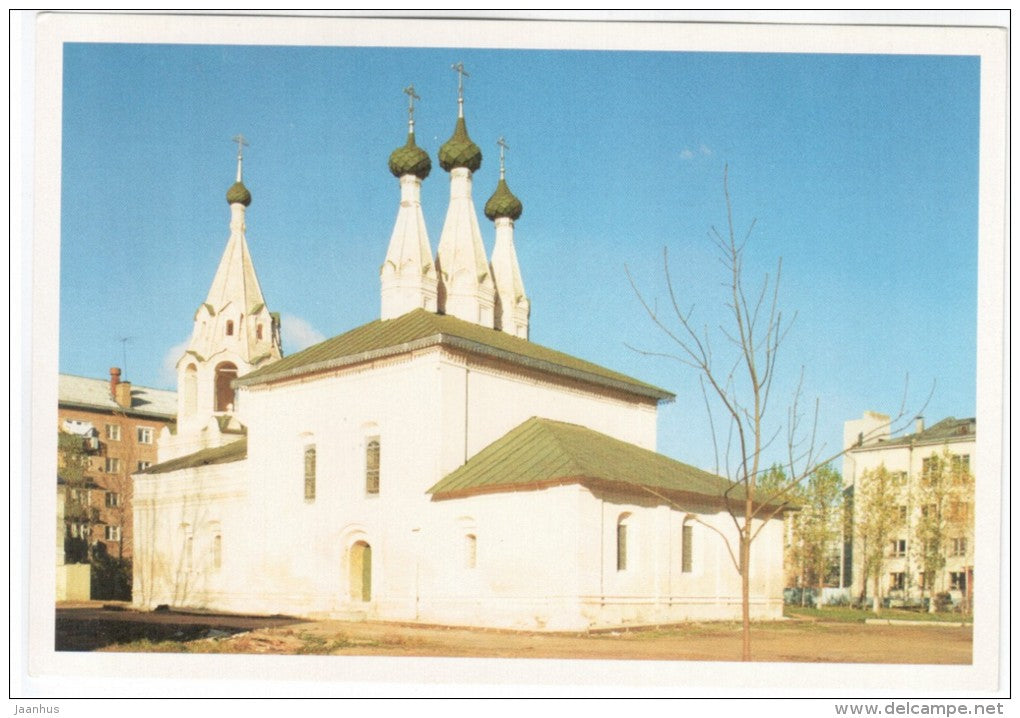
[131,458,248,611]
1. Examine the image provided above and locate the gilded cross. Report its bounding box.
[451,62,469,115]
[232,133,249,160]
[403,84,420,125]
[497,136,509,179]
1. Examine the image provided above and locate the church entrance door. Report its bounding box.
[349,541,372,602]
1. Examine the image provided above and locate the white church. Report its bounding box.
[132,74,785,631]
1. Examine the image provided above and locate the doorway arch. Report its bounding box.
[348,541,372,602]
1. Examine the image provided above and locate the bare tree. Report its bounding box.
[628,166,919,659]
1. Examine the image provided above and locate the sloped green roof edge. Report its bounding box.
[235,309,673,402]
[428,417,742,503]
[863,416,976,449]
[140,437,247,475]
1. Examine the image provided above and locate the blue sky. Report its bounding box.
[58,42,980,473]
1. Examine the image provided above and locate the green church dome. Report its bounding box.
[226,181,252,207]
[484,178,523,221]
[388,132,432,179]
[438,117,482,172]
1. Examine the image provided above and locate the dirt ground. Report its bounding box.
[59,605,972,663]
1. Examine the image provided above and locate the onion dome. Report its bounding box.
[439,117,482,172]
[484,178,523,221]
[388,132,432,179]
[226,180,251,207]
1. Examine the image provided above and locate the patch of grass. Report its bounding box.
[295,632,361,654]
[784,606,972,624]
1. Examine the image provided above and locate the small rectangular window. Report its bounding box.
[304,445,316,501]
[890,539,907,557]
[213,534,223,570]
[890,572,905,591]
[105,457,120,474]
[366,438,380,495]
[137,460,152,472]
[105,492,121,507]
[105,424,121,441]
[104,525,121,541]
[137,426,153,444]
[951,537,967,556]
[682,524,694,573]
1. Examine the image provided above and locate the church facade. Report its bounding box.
[132,76,785,630]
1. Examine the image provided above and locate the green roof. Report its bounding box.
[389,131,432,179]
[140,437,247,475]
[428,417,742,503]
[438,116,482,172]
[862,416,976,450]
[484,177,523,221]
[226,180,252,207]
[235,309,672,402]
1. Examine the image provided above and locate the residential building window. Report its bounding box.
[365,438,380,495]
[104,457,120,474]
[105,492,121,508]
[465,534,477,569]
[890,539,906,557]
[949,501,970,522]
[616,514,630,571]
[682,523,694,573]
[137,460,152,472]
[897,505,908,523]
[889,572,906,591]
[949,572,967,592]
[104,525,121,541]
[304,445,316,501]
[137,426,153,444]
[105,423,121,441]
[950,454,970,476]
[70,522,90,539]
[69,488,90,506]
[951,537,967,557]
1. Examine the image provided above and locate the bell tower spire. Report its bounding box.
[167,137,283,457]
[435,62,495,327]
[381,85,438,319]
[485,136,530,338]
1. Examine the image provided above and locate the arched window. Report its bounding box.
[365,437,380,494]
[616,513,631,572]
[183,363,198,417]
[214,362,238,412]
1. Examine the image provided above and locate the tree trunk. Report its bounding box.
[741,527,751,661]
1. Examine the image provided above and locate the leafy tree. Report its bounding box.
[58,431,97,564]
[854,464,905,613]
[913,449,974,611]
[798,464,843,598]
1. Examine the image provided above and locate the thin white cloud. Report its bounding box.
[159,339,190,386]
[680,145,713,160]
[281,313,326,354]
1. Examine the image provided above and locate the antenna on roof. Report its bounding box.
[117,336,134,377]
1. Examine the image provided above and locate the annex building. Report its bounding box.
[132,75,785,630]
